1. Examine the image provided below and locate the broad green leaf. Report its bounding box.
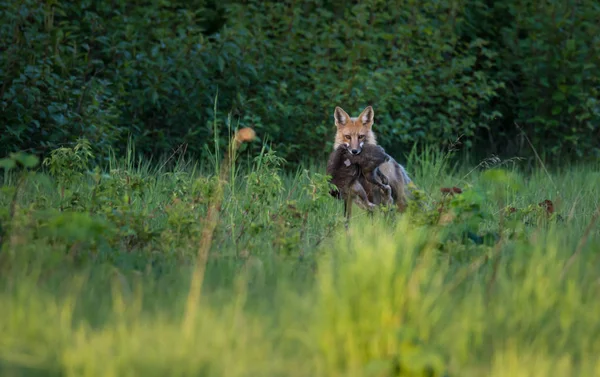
[0,158,16,170]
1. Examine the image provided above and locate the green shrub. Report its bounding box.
[2,0,599,166]
[463,0,600,160]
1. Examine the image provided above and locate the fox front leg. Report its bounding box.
[371,168,393,206]
[375,167,389,186]
[350,180,376,211]
[368,169,391,198]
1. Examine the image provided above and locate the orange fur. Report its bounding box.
[333,106,377,154]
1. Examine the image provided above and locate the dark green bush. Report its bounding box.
[1,0,599,166]
[220,0,502,161]
[463,0,600,159]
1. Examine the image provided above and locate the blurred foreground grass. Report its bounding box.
[1,140,600,376]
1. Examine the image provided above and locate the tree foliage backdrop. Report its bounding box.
[2,0,599,165]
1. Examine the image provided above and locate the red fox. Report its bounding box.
[331,105,412,212]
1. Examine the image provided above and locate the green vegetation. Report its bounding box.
[2,0,599,165]
[1,135,600,376]
[2,0,600,375]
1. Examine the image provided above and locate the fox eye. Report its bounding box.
[358,135,365,139]
[344,135,351,140]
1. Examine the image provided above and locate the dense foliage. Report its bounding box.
[2,0,599,165]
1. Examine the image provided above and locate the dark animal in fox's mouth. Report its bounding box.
[326,143,394,212]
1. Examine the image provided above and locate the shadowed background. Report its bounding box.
[2,0,599,167]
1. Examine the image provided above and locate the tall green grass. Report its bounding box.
[1,137,599,376]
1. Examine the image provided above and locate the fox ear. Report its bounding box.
[334,106,350,128]
[359,106,374,127]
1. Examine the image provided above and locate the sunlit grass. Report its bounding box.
[1,141,600,376]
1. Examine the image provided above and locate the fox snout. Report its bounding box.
[343,141,364,155]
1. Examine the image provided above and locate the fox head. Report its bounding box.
[333,106,377,155]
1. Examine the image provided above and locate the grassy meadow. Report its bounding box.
[1,135,600,377]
